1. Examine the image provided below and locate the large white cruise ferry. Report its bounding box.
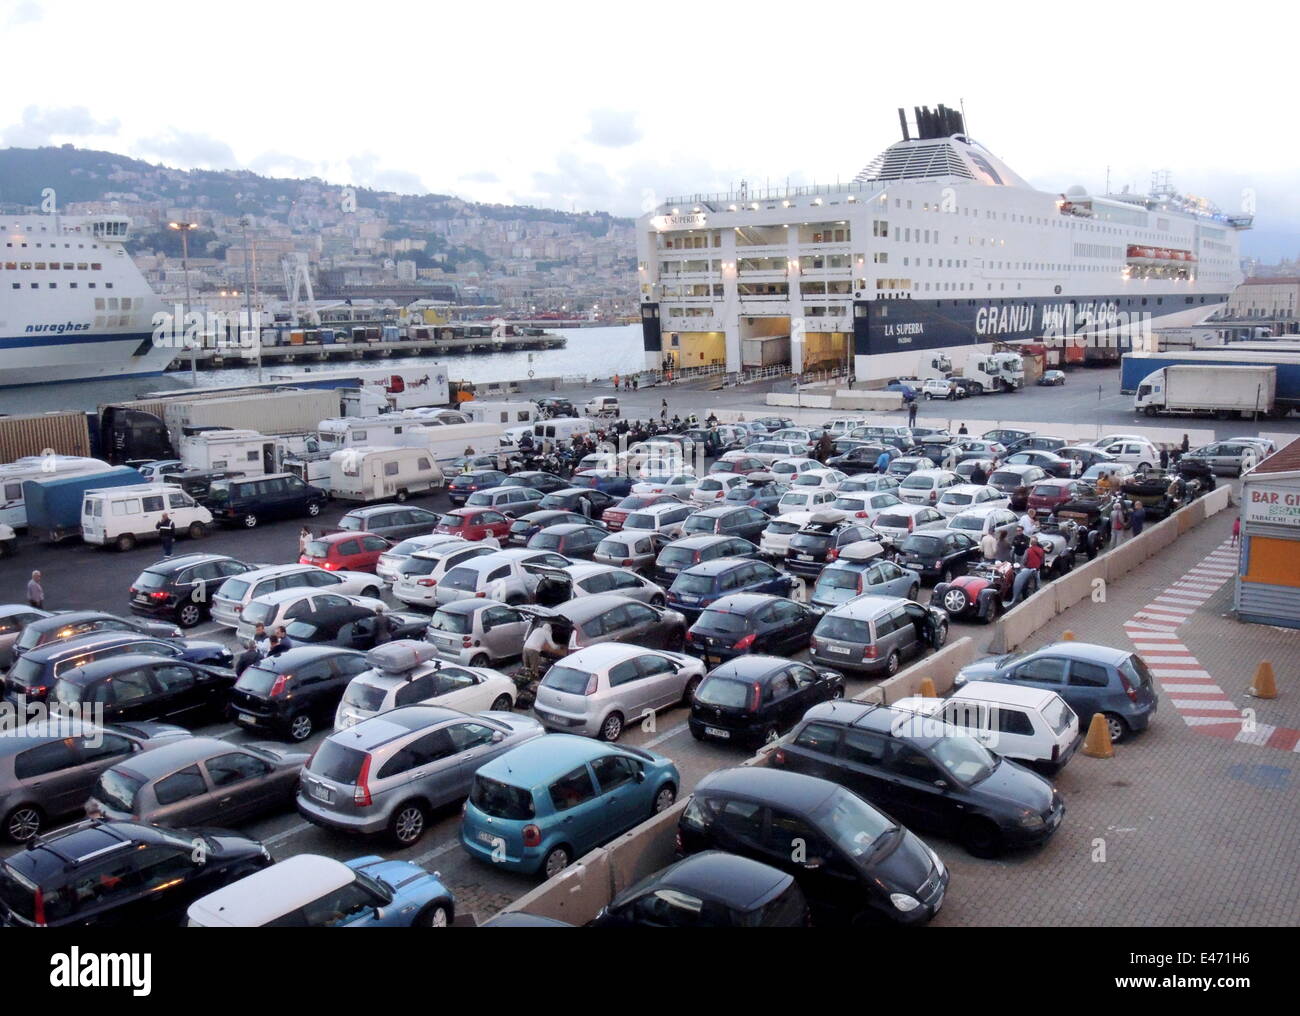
[635,104,1253,382]
[0,213,172,386]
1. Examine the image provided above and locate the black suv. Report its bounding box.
[0,820,271,927]
[129,554,261,628]
[229,645,373,741]
[784,516,880,577]
[677,768,947,926]
[770,700,1063,857]
[207,473,328,529]
[53,654,238,728]
[689,656,844,747]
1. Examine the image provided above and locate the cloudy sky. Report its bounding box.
[3,0,1296,256]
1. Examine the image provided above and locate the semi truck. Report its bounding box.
[1122,351,1300,417]
[1133,364,1278,418]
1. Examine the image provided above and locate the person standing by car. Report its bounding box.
[1129,500,1146,536]
[156,512,176,558]
[1181,433,1190,455]
[957,423,968,435]
[298,526,313,556]
[1110,498,1129,547]
[522,619,565,675]
[26,570,44,609]
[1023,536,1046,577]
[969,462,988,487]
[816,430,834,464]
[874,449,891,473]
[1159,447,1170,470]
[994,531,1014,563]
[236,623,269,675]
[1018,510,1039,538]
[980,528,998,561]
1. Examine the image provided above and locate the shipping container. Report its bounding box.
[0,411,93,462]
[163,389,340,443]
[741,335,791,369]
[23,465,146,542]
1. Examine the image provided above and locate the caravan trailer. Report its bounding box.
[400,422,509,466]
[179,430,277,476]
[0,456,112,529]
[328,446,445,502]
[461,401,540,427]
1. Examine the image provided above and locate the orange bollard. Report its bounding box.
[1061,630,1077,641]
[1081,713,1114,759]
[1249,661,1278,699]
[919,676,937,698]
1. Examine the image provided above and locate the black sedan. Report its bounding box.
[503,471,570,495]
[536,487,616,517]
[827,443,891,473]
[447,470,509,506]
[1002,450,1077,479]
[13,610,182,659]
[537,397,578,417]
[281,605,429,651]
[894,528,981,584]
[685,593,820,666]
[50,653,237,727]
[507,509,593,546]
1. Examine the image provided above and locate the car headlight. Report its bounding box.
[890,893,921,912]
[1018,809,1045,830]
[927,846,946,877]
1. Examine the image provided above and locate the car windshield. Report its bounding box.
[341,680,387,711]
[790,533,831,551]
[901,535,944,554]
[810,787,897,863]
[815,615,872,642]
[470,775,535,820]
[948,516,983,532]
[399,557,436,576]
[695,608,748,633]
[219,578,250,601]
[530,533,562,550]
[724,488,754,502]
[95,769,144,813]
[466,492,494,506]
[389,538,428,556]
[942,493,972,505]
[235,665,280,696]
[541,665,592,694]
[695,676,751,708]
[989,472,1019,487]
[439,568,480,592]
[672,572,716,595]
[437,514,465,528]
[682,516,714,534]
[900,475,935,489]
[930,735,997,785]
[133,571,168,590]
[815,570,861,597]
[875,513,911,529]
[309,740,368,784]
[430,609,471,635]
[284,620,320,640]
[1121,654,1154,689]
[766,520,802,535]
[337,516,362,531]
[658,546,696,568]
[696,478,722,491]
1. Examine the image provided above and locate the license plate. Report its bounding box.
[705,655,722,668]
[797,554,813,561]
[133,595,149,604]
[237,713,257,725]
[309,783,332,803]
[826,645,851,654]
[705,727,730,739]
[477,830,500,845]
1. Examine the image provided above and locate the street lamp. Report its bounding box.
[239,216,260,381]
[168,221,199,383]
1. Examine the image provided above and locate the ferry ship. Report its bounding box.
[636,104,1253,382]
[0,214,172,386]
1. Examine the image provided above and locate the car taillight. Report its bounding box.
[827,548,839,562]
[462,636,473,648]
[773,747,787,765]
[234,604,242,613]
[475,591,487,597]
[323,561,338,570]
[269,674,289,698]
[523,824,542,847]
[733,633,756,650]
[417,578,437,587]
[907,516,915,531]
[862,645,878,659]
[583,673,598,695]
[150,591,170,601]
[1119,672,1138,702]
[749,682,762,712]
[856,510,868,518]
[354,754,372,806]
[622,559,633,567]
[32,887,45,927]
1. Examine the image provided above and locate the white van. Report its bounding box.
[328,445,443,502]
[461,400,539,426]
[179,430,276,476]
[532,417,594,447]
[583,395,620,418]
[0,456,111,529]
[81,483,212,551]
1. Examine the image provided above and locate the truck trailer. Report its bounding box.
[1122,351,1300,415]
[22,466,146,543]
[1133,364,1277,418]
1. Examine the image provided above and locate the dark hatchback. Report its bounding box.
[447,470,509,506]
[666,558,793,619]
[722,478,788,515]
[504,471,570,495]
[52,654,237,728]
[508,509,591,546]
[771,700,1063,857]
[685,594,820,667]
[826,443,890,473]
[0,820,270,928]
[689,656,844,748]
[679,505,770,544]
[677,768,947,926]
[895,529,981,584]
[13,610,183,658]
[128,554,262,628]
[527,523,608,560]
[282,606,428,651]
[229,646,373,742]
[784,517,880,577]
[537,487,616,516]
[591,850,810,927]
[650,535,760,587]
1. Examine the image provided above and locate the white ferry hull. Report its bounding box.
[0,332,174,387]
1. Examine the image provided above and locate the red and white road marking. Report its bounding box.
[1122,541,1300,751]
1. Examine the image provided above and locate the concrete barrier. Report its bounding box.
[831,391,906,412]
[1052,556,1105,614]
[765,392,833,409]
[987,580,1060,654]
[864,636,978,703]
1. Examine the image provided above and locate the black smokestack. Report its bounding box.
[898,107,910,141]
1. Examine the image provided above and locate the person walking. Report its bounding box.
[1180,433,1190,455]
[156,512,176,558]
[1232,516,1241,546]
[957,423,969,435]
[660,398,668,422]
[298,526,313,557]
[1159,447,1170,470]
[874,448,891,474]
[907,400,918,427]
[613,373,620,391]
[26,570,43,609]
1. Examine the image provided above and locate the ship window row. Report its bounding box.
[13,281,113,290]
[1,261,103,270]
[94,316,135,329]
[4,242,101,249]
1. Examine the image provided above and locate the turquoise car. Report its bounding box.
[460,735,680,879]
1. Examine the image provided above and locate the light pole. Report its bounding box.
[168,221,199,384]
[239,216,260,381]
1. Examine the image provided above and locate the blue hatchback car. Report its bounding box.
[666,557,794,619]
[461,735,680,879]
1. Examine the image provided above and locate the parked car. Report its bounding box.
[988,464,1049,495]
[432,547,570,607]
[460,735,679,877]
[281,606,427,651]
[771,700,1063,857]
[210,564,382,629]
[897,468,961,507]
[632,471,699,499]
[600,492,679,532]
[13,610,183,660]
[870,504,947,546]
[299,531,392,574]
[956,641,1159,743]
[678,768,947,925]
[52,654,237,727]
[519,595,688,661]
[1037,369,1066,386]
[337,504,441,541]
[1026,479,1092,518]
[810,543,921,611]
[0,820,271,927]
[0,606,51,671]
[667,558,793,619]
[785,514,881,577]
[300,705,544,846]
[952,457,998,483]
[335,641,517,730]
[425,599,530,667]
[375,534,462,584]
[0,718,190,842]
[1057,445,1116,472]
[886,456,936,480]
[827,443,892,473]
[234,587,386,643]
[712,455,767,477]
[527,523,607,560]
[983,428,1032,448]
[682,504,771,544]
[920,377,959,400]
[592,529,670,571]
[931,560,1041,623]
[1003,450,1077,479]
[128,555,260,629]
[88,736,306,827]
[536,487,616,517]
[685,594,820,667]
[207,473,328,529]
[651,535,760,587]
[463,485,546,518]
[447,469,509,506]
[894,528,982,585]
[689,656,844,747]
[569,469,634,497]
[533,643,705,741]
[1005,435,1069,454]
[753,416,795,433]
[935,484,1008,519]
[1181,440,1261,477]
[768,458,822,484]
[186,853,455,927]
[946,504,1021,541]
[725,475,791,514]
[621,500,694,540]
[505,471,571,495]
[508,510,593,547]
[433,507,513,543]
[229,645,372,741]
[776,487,837,513]
[389,541,500,608]
[690,472,747,506]
[1093,438,1160,472]
[809,596,948,676]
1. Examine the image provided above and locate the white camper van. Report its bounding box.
[81,483,213,551]
[315,415,426,453]
[328,446,445,502]
[532,418,594,447]
[461,400,540,427]
[0,456,111,529]
[400,422,509,465]
[179,430,277,476]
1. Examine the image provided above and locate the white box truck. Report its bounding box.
[328,446,444,502]
[1134,364,1277,418]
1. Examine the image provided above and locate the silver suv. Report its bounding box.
[298,705,544,846]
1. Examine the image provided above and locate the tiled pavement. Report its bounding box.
[934,506,1300,926]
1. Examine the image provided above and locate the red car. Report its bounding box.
[713,457,767,477]
[601,493,681,531]
[1027,479,1090,518]
[434,507,512,542]
[299,531,391,572]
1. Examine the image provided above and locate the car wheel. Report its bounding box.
[884,649,900,676]
[288,713,314,742]
[362,586,380,599]
[1137,462,1151,472]
[306,502,322,517]
[653,784,677,814]
[469,653,489,669]
[599,712,624,742]
[941,587,968,614]
[1144,406,1158,418]
[908,583,920,601]
[541,844,572,879]
[650,594,665,608]
[490,693,513,711]
[388,800,429,847]
[830,684,845,700]
[4,804,42,843]
[1104,713,1129,744]
[176,602,204,628]
[960,818,1003,858]
[242,513,259,529]
[395,489,409,503]
[416,900,452,927]
[116,533,136,552]
[933,621,949,648]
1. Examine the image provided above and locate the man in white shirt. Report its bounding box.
[1018,512,1039,538]
[980,530,998,560]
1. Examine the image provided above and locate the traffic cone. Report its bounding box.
[919,676,937,698]
[1081,713,1114,759]
[1061,630,1077,641]
[1249,661,1278,699]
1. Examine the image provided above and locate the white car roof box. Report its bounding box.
[366,639,441,676]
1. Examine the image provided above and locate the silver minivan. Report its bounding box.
[297,705,544,845]
[532,643,705,741]
[809,595,948,676]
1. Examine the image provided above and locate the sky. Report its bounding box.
[2,0,1297,258]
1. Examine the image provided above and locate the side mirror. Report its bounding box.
[491,731,505,743]
[634,770,646,783]
[933,779,949,790]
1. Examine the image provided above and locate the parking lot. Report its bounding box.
[0,395,1295,926]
